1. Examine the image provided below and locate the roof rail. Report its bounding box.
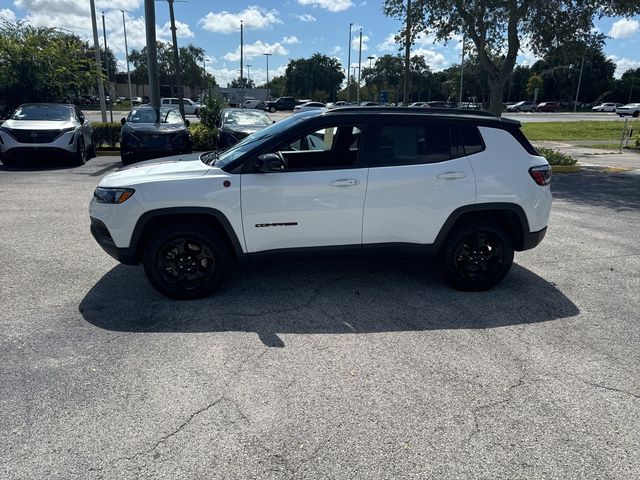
[327,106,499,119]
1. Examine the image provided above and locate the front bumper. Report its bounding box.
[90,217,138,265]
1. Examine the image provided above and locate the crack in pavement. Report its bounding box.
[577,378,640,399]
[466,378,526,444]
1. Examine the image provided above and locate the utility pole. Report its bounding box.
[347,23,353,103]
[89,0,107,122]
[101,12,113,122]
[144,0,161,119]
[459,34,465,105]
[246,64,252,83]
[574,49,586,113]
[167,0,185,119]
[263,53,271,99]
[357,28,362,104]
[403,0,412,105]
[240,20,244,105]
[121,10,134,110]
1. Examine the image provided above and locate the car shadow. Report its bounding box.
[551,169,640,211]
[0,156,87,171]
[80,258,579,347]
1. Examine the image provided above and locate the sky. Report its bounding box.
[1,0,639,88]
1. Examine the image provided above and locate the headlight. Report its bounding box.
[93,187,135,204]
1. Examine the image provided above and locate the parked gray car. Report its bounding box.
[0,103,95,166]
[506,101,537,112]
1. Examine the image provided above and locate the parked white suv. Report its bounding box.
[160,98,201,116]
[90,107,551,299]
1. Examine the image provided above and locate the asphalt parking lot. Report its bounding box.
[1,156,639,479]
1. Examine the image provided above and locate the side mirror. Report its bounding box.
[78,116,85,124]
[120,118,126,126]
[184,119,190,127]
[254,153,286,173]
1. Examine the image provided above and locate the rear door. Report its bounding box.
[362,120,477,246]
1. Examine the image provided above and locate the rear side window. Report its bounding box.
[507,127,539,155]
[379,123,455,165]
[458,125,484,155]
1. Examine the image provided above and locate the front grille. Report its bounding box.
[5,129,65,144]
[141,132,170,147]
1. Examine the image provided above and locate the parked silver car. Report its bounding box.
[0,103,95,166]
[506,101,537,112]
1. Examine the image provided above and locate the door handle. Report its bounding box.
[330,179,360,186]
[437,172,466,180]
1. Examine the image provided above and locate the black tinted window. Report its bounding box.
[379,123,454,165]
[458,125,484,155]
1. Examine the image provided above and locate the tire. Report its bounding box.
[87,134,97,159]
[72,136,86,166]
[143,224,229,299]
[121,153,134,165]
[269,106,276,113]
[1,156,17,167]
[532,108,538,112]
[633,111,639,118]
[515,107,520,112]
[440,220,514,291]
[194,109,200,118]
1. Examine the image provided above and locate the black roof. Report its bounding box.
[321,106,521,127]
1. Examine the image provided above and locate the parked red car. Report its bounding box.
[536,102,559,112]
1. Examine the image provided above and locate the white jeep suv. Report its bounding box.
[90,107,551,299]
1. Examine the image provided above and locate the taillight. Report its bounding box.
[529,165,551,186]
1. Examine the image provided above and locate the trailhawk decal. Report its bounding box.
[255,222,298,228]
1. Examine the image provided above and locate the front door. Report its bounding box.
[241,123,367,253]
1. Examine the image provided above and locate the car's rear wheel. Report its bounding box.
[143,224,229,299]
[633,110,639,118]
[73,137,86,166]
[440,220,514,291]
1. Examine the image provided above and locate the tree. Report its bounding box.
[285,53,345,100]
[227,77,255,89]
[256,75,287,98]
[0,21,96,113]
[383,0,640,115]
[526,74,544,100]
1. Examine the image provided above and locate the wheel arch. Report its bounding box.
[434,203,530,252]
[130,207,246,264]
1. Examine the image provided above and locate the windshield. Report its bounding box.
[128,109,180,124]
[211,112,315,169]
[223,110,272,127]
[11,105,72,121]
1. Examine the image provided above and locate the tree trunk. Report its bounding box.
[488,77,507,117]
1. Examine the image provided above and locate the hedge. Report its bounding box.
[535,146,577,166]
[92,122,121,148]
[189,124,218,151]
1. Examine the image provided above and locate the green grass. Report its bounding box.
[522,121,637,141]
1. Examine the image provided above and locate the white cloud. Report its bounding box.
[378,33,400,52]
[609,55,640,78]
[294,13,316,22]
[223,41,289,62]
[296,0,354,13]
[330,45,343,55]
[0,8,17,22]
[608,18,640,39]
[282,35,300,45]
[351,34,369,51]
[215,63,287,87]
[158,20,195,39]
[199,6,282,34]
[412,48,447,71]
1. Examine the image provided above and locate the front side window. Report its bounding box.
[379,123,454,165]
[273,124,363,171]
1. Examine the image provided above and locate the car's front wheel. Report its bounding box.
[194,109,200,118]
[440,220,514,291]
[515,107,520,112]
[72,137,86,166]
[269,106,276,113]
[143,224,229,299]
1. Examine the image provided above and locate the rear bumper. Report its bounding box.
[90,217,138,265]
[521,226,547,251]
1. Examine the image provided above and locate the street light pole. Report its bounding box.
[89,0,107,122]
[367,56,375,101]
[167,0,185,119]
[574,49,586,113]
[403,0,412,105]
[459,34,465,105]
[101,11,113,123]
[347,23,353,103]
[357,28,362,104]
[144,0,161,117]
[121,10,134,110]
[246,64,252,84]
[263,53,271,99]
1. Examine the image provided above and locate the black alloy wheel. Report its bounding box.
[73,136,86,166]
[441,221,514,291]
[143,224,228,299]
